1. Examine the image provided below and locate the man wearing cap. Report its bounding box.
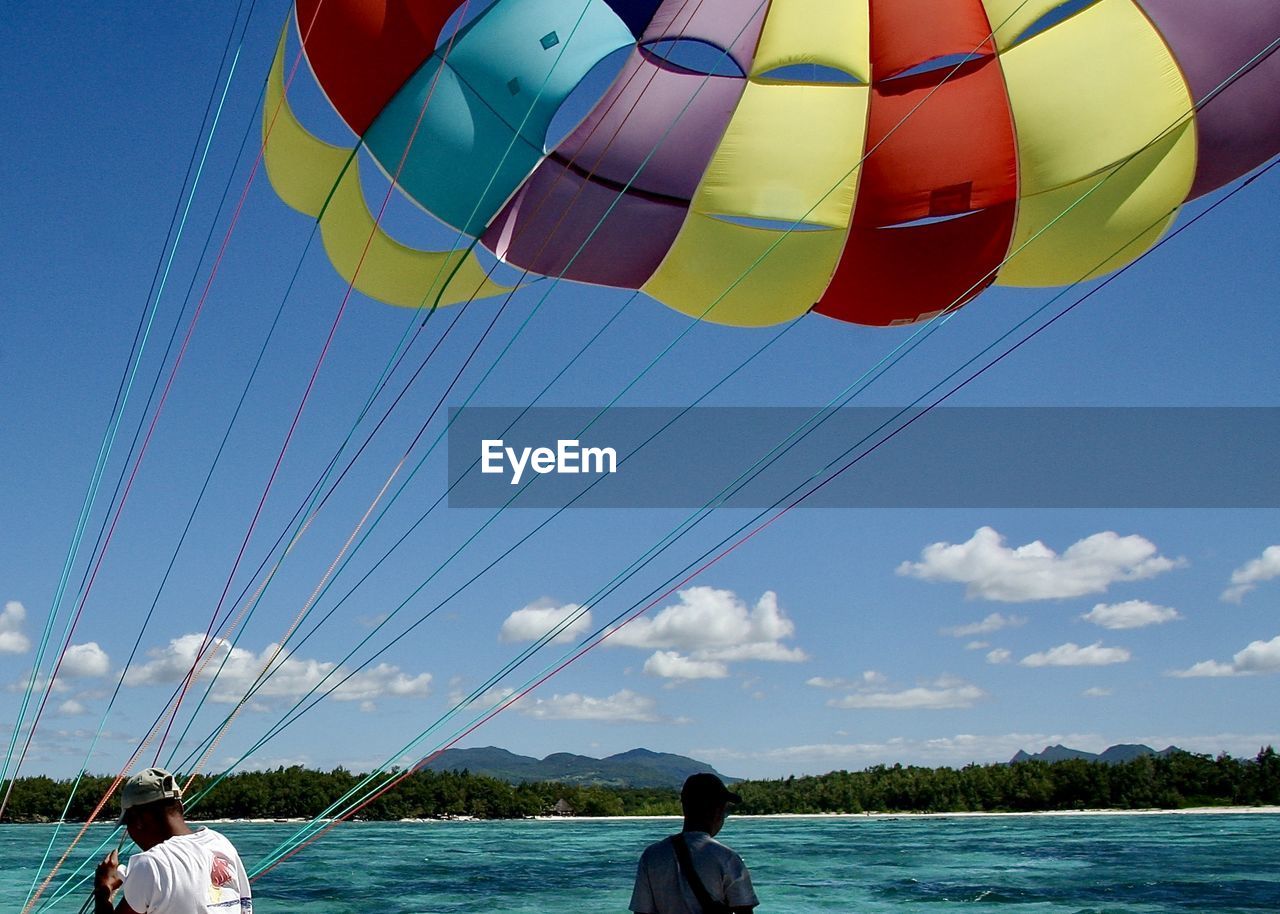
[629,772,758,914]
[93,767,252,914]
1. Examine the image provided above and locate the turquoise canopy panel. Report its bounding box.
[364,0,635,236]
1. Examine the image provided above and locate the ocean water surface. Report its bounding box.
[5,812,1278,913]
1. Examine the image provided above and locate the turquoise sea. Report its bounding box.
[4,813,1278,913]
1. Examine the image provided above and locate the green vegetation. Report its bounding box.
[3,747,1276,823]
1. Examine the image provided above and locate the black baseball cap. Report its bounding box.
[680,772,742,807]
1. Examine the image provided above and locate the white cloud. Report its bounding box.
[1172,659,1238,678]
[806,671,884,691]
[712,731,1106,771]
[643,651,728,680]
[500,600,591,645]
[1222,546,1280,603]
[608,588,806,678]
[700,730,1280,774]
[806,676,845,690]
[1082,600,1180,630]
[830,685,986,711]
[965,641,990,651]
[448,685,519,709]
[827,677,986,711]
[898,527,1179,602]
[124,634,430,704]
[57,699,88,716]
[62,642,110,679]
[986,648,1012,665]
[610,587,798,651]
[516,689,659,722]
[0,601,31,654]
[941,613,1027,637]
[1020,642,1132,668]
[1082,687,1112,698]
[1171,634,1280,678]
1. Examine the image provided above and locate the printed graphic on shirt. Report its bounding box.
[207,853,247,912]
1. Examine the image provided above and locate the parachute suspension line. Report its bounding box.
[171,0,730,782]
[186,317,800,823]
[182,0,1033,832]
[173,270,509,784]
[20,4,267,904]
[160,0,752,844]
[445,175,1280,827]
[199,0,771,714]
[31,0,670,896]
[562,173,1280,702]
[205,0,1030,769]
[249,57,1280,878]
[157,1,554,774]
[255,155,1280,880]
[0,0,263,821]
[169,0,609,777]
[147,0,491,771]
[48,4,1274,899]
[60,0,1090,880]
[17,5,352,910]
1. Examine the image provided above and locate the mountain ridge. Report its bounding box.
[1009,743,1183,764]
[422,747,736,788]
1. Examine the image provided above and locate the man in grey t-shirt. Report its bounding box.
[629,773,758,914]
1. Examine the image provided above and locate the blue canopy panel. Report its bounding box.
[364,0,636,237]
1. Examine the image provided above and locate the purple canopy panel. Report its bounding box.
[480,45,747,287]
[557,51,745,198]
[483,165,688,288]
[1138,0,1280,199]
[643,0,770,74]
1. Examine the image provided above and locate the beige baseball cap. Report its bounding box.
[118,768,182,823]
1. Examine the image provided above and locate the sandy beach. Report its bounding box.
[527,805,1280,823]
[178,805,1280,826]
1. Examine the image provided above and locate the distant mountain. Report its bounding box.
[422,747,736,788]
[1010,743,1182,765]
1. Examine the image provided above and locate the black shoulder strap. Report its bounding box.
[671,833,732,914]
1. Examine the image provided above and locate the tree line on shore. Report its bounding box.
[3,747,1276,823]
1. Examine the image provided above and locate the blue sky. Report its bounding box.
[2,3,1278,786]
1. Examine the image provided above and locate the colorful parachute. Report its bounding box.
[264,0,1280,326]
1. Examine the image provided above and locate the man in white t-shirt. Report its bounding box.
[94,767,253,914]
[630,773,758,914]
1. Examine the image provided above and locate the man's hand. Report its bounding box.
[94,850,124,913]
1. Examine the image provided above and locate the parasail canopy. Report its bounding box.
[265,0,1280,326]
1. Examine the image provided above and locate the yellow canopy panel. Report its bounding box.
[750,0,871,83]
[646,65,870,327]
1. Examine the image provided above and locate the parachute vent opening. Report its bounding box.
[1011,0,1101,46]
[756,64,863,85]
[709,214,834,233]
[878,211,984,231]
[881,53,987,84]
[545,46,632,151]
[639,38,746,78]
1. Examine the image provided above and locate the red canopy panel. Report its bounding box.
[855,56,1018,227]
[817,204,1016,326]
[868,0,997,80]
[818,0,1017,325]
[294,0,456,136]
